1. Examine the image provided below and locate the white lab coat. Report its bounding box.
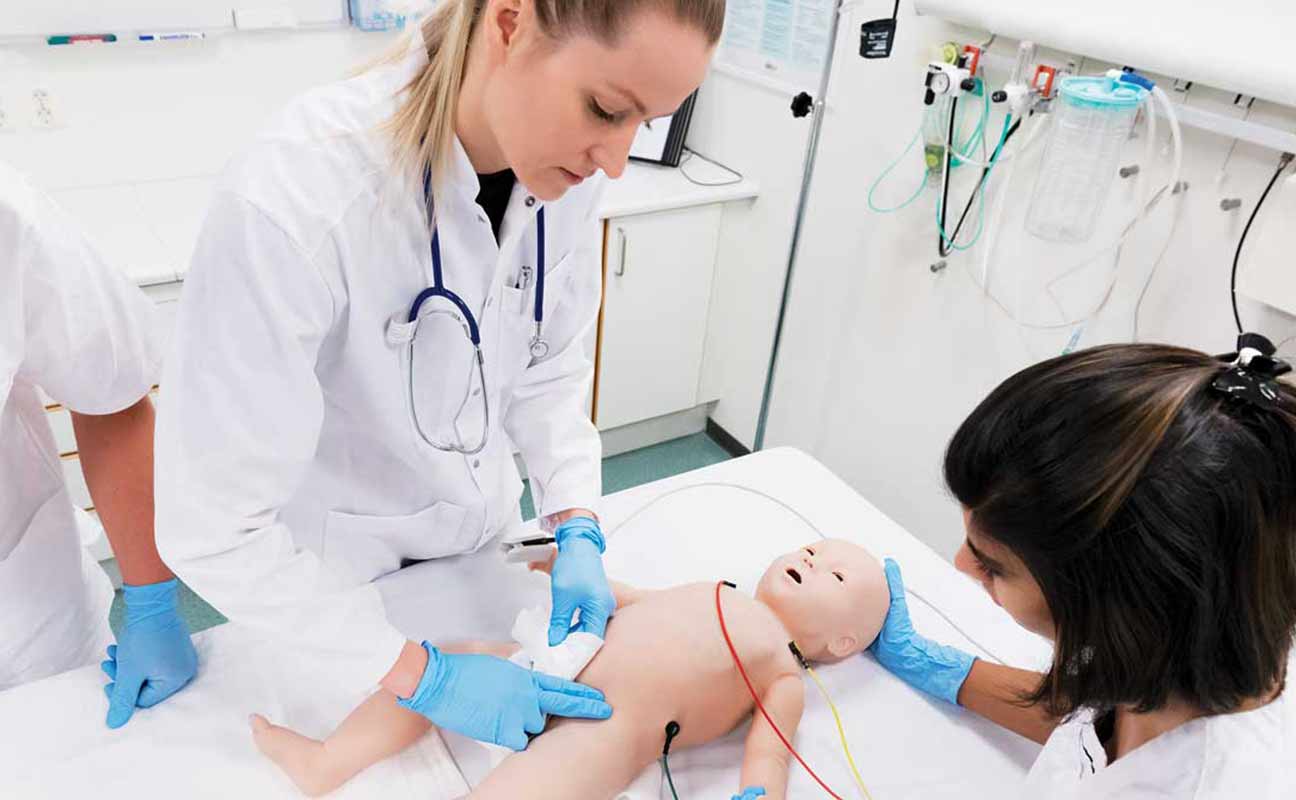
[155,35,605,693]
[0,162,160,690]
[1022,669,1295,799]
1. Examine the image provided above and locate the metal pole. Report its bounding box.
[753,0,845,451]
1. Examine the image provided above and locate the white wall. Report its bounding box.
[688,68,819,448]
[762,3,1296,559]
[1,1,347,39]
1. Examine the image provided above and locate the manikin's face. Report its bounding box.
[953,508,1055,640]
[755,538,890,663]
[477,1,714,200]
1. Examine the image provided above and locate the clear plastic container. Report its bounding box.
[349,0,406,32]
[1025,76,1146,242]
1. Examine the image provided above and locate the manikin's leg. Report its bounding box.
[252,640,518,797]
[469,713,653,799]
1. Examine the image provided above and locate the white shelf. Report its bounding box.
[597,153,759,220]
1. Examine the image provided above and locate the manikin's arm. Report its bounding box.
[737,673,806,800]
[956,661,1058,745]
[71,396,173,585]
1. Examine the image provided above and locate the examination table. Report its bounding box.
[0,448,1050,798]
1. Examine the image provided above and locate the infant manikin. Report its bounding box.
[250,538,890,799]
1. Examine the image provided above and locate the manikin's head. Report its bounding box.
[755,539,889,664]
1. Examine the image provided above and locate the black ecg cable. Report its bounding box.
[661,720,682,800]
[937,95,960,257]
[945,116,1024,250]
[1231,152,1294,333]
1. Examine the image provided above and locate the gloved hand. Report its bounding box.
[733,788,766,800]
[869,558,976,705]
[547,516,615,646]
[397,642,612,751]
[101,578,198,728]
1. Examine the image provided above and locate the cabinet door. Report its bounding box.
[597,205,721,430]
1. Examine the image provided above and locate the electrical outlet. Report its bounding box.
[31,88,58,130]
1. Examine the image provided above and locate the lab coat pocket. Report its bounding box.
[499,251,576,374]
[323,500,471,585]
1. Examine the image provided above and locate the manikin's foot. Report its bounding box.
[250,713,343,798]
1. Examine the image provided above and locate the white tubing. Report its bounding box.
[969,83,1185,330]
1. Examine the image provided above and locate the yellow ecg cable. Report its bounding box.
[805,665,874,800]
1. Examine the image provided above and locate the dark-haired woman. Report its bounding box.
[870,341,1295,797]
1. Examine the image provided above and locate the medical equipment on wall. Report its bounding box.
[859,0,901,60]
[1025,74,1149,242]
[866,35,1187,323]
[390,171,549,455]
[868,41,1046,256]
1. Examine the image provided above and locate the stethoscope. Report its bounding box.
[394,169,549,455]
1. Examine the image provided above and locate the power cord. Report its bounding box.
[678,150,744,187]
[1231,152,1294,333]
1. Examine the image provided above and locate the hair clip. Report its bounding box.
[1212,333,1292,408]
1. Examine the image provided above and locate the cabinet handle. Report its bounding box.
[616,227,628,277]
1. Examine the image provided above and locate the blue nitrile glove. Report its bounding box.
[733,788,766,800]
[547,516,615,647]
[397,642,611,750]
[869,558,976,705]
[101,578,198,728]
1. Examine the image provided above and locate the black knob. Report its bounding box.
[790,91,814,118]
[991,89,1007,103]
[960,78,977,93]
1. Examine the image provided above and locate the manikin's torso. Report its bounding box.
[551,582,801,763]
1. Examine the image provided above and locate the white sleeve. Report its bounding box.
[155,190,406,692]
[10,174,159,413]
[502,205,603,522]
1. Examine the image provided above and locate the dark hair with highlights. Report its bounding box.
[944,344,1296,718]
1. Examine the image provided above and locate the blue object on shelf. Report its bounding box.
[349,0,406,32]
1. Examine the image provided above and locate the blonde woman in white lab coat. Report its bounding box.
[156,0,722,751]
[0,161,197,726]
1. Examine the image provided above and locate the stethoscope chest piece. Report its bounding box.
[529,325,550,360]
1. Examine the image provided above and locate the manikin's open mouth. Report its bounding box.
[786,567,802,584]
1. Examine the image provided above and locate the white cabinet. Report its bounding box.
[595,204,722,431]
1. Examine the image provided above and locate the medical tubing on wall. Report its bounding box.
[867,126,927,213]
[950,115,1020,247]
[938,109,1011,252]
[1132,186,1190,340]
[869,85,990,216]
[975,85,1183,328]
[937,97,960,257]
[931,98,1047,169]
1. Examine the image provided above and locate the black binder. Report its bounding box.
[629,90,698,168]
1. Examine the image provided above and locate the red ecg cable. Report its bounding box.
[714,582,845,800]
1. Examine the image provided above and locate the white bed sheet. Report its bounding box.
[440,447,1053,798]
[0,447,1051,799]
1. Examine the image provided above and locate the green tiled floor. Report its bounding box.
[108,432,735,635]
